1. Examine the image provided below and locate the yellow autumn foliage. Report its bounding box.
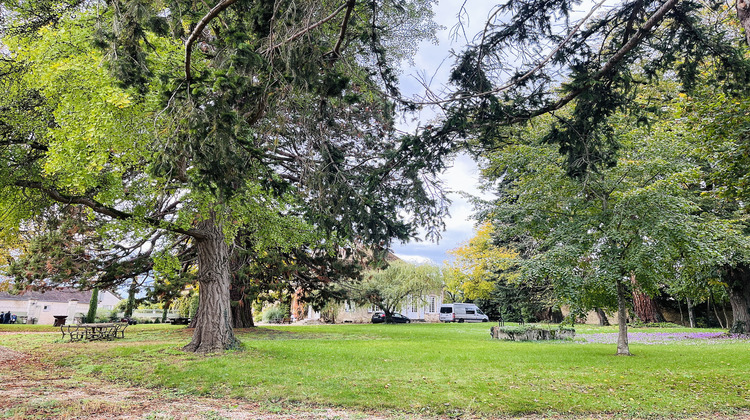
[445,222,518,300]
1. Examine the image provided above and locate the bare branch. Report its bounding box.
[185,0,240,82]
[262,2,350,54]
[331,0,356,59]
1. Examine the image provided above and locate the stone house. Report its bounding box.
[302,292,444,324]
[0,288,121,325]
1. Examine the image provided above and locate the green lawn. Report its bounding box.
[1,322,748,417]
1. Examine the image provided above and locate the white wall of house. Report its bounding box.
[312,293,444,324]
[0,290,122,325]
[98,291,121,310]
[0,300,27,319]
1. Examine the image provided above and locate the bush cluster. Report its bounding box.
[262,306,286,323]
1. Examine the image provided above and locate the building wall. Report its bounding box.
[98,291,121,310]
[0,300,27,320]
[330,293,444,324]
[0,290,122,325]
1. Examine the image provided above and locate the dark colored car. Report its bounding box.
[371,312,411,324]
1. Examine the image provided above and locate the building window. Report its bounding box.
[344,301,355,312]
[428,296,437,313]
[368,305,379,313]
[409,297,418,313]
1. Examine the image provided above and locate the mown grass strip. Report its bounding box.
[1,323,748,417]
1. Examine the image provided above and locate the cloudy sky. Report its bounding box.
[388,0,600,265]
[390,1,498,266]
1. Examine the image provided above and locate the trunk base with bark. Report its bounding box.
[595,308,610,326]
[725,265,750,334]
[183,218,240,353]
[231,297,255,328]
[631,274,665,324]
[615,278,632,356]
[686,297,696,328]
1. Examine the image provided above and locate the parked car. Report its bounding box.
[439,303,489,323]
[371,312,411,324]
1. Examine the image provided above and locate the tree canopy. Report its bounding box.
[0,0,449,352]
[474,86,746,354]
[407,0,750,353]
[347,259,443,320]
[444,222,518,302]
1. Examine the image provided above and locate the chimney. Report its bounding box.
[67,299,79,325]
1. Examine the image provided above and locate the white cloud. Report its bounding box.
[394,254,436,266]
[391,1,604,266]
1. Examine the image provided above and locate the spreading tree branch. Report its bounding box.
[330,0,356,59]
[14,180,206,239]
[185,0,240,82]
[504,0,680,124]
[412,0,677,117]
[262,2,351,54]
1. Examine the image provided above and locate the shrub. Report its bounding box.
[95,309,113,323]
[262,306,286,323]
[491,324,575,341]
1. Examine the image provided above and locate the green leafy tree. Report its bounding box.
[446,222,559,322]
[347,260,443,321]
[479,103,731,355]
[0,1,447,352]
[676,82,750,333]
[428,2,750,347]
[420,1,750,177]
[86,287,99,324]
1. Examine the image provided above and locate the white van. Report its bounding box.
[439,303,489,323]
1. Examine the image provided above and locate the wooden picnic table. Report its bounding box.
[60,322,128,342]
[167,317,190,325]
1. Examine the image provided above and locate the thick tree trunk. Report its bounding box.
[724,265,750,334]
[231,297,255,328]
[630,273,665,324]
[615,278,631,356]
[536,307,564,323]
[738,0,750,47]
[183,217,239,352]
[383,308,395,323]
[686,297,695,328]
[595,307,610,326]
[291,288,306,322]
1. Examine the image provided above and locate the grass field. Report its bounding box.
[1,322,749,418]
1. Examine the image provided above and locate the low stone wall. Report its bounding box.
[490,326,575,341]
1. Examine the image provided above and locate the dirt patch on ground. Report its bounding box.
[0,345,398,419]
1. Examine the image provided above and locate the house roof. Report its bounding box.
[0,288,94,304]
[386,252,401,262]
